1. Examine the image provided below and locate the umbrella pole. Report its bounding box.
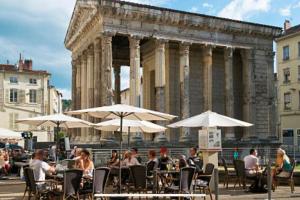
[119,114,123,194]
[56,122,60,162]
[128,127,130,150]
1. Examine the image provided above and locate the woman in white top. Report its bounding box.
[122,151,140,167]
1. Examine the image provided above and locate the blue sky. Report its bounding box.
[0,0,299,99]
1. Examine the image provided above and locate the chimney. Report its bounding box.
[18,53,24,71]
[284,20,291,31]
[24,59,33,70]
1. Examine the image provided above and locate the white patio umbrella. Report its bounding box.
[94,119,167,146]
[0,128,22,140]
[16,113,93,160]
[168,110,253,128]
[67,104,176,192]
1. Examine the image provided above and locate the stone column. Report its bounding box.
[129,36,141,107]
[74,57,81,142]
[154,39,168,143]
[93,38,101,142]
[101,32,114,141]
[266,50,276,138]
[80,51,87,143]
[224,47,235,140]
[85,45,94,143]
[114,66,121,104]
[71,59,77,142]
[101,32,113,106]
[241,49,256,138]
[202,45,213,111]
[179,42,191,142]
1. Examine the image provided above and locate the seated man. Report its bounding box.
[187,147,203,172]
[30,149,56,187]
[244,149,260,177]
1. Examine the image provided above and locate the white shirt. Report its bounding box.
[122,157,140,167]
[244,155,259,170]
[30,159,50,182]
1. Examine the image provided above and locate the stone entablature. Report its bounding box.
[65,0,281,144]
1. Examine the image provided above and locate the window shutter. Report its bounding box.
[18,89,25,104]
[37,89,42,104]
[5,89,9,103]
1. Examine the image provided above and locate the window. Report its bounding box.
[29,89,37,103]
[29,78,37,84]
[283,45,289,60]
[284,92,291,110]
[283,68,290,83]
[282,129,294,146]
[9,113,18,130]
[9,77,18,84]
[9,89,18,103]
[298,42,300,57]
[298,66,300,81]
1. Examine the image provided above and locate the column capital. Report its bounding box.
[155,38,168,45]
[101,30,116,37]
[202,45,213,56]
[129,34,144,40]
[179,43,190,55]
[81,50,88,61]
[129,36,141,49]
[94,37,101,52]
[87,45,94,57]
[224,47,234,58]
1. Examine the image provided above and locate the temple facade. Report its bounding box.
[65,0,282,145]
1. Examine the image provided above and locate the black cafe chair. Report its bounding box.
[165,167,196,197]
[129,165,148,193]
[93,167,110,199]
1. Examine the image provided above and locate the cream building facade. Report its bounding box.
[0,58,62,143]
[276,21,300,149]
[65,0,281,145]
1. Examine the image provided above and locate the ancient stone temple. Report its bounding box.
[65,0,282,145]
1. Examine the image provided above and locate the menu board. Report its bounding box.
[198,128,222,150]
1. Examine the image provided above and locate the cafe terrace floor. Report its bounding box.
[0,178,299,200]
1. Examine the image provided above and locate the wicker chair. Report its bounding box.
[165,167,196,198]
[194,163,215,200]
[274,159,296,193]
[93,167,110,199]
[221,158,236,189]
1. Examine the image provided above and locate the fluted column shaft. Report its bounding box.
[154,39,167,143]
[71,59,76,142]
[114,66,121,104]
[74,58,81,142]
[93,38,101,142]
[241,49,256,138]
[202,46,213,111]
[85,46,94,143]
[80,52,87,142]
[179,43,191,140]
[101,33,113,106]
[224,48,235,139]
[129,36,141,106]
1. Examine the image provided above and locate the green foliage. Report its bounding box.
[62,99,72,111]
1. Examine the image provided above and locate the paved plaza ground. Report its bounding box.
[1,179,300,200]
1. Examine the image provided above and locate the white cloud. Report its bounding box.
[190,6,199,13]
[218,0,271,20]
[294,1,300,8]
[0,0,76,29]
[279,6,291,17]
[203,3,213,8]
[57,88,71,100]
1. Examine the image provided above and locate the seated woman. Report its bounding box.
[273,148,292,178]
[0,149,10,175]
[146,150,158,177]
[108,150,119,167]
[158,147,173,170]
[122,151,140,167]
[76,149,94,178]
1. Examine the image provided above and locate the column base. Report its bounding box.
[179,134,192,143]
[154,133,168,144]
